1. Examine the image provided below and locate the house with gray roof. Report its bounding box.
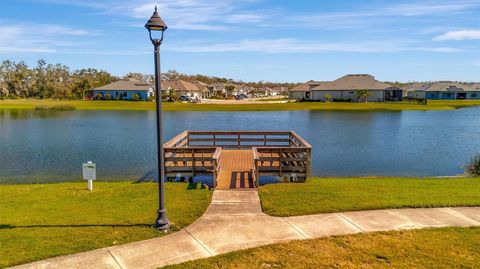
[290,75,402,102]
[407,82,480,100]
[92,78,153,100]
[289,80,323,100]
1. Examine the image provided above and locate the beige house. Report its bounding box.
[162,80,204,98]
[289,80,322,100]
[290,75,402,102]
[191,80,210,98]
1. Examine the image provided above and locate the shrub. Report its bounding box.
[333,98,351,102]
[94,93,103,100]
[104,93,112,100]
[465,154,480,176]
[132,93,141,101]
[324,94,332,102]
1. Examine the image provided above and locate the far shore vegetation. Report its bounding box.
[1,99,480,111]
[166,227,480,269]
[259,177,480,216]
[0,182,211,268]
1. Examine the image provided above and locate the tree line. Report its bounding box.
[0,60,116,99]
[0,59,297,100]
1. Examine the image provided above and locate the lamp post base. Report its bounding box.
[155,209,170,231]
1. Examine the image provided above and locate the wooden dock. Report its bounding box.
[163,131,312,189]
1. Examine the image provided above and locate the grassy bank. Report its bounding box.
[167,227,480,269]
[0,182,212,268]
[259,177,480,216]
[1,99,480,111]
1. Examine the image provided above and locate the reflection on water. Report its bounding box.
[1,107,479,183]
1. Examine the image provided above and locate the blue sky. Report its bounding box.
[0,0,479,82]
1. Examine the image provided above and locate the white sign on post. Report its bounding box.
[83,161,96,191]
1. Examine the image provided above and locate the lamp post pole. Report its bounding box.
[146,6,169,231]
[153,39,169,231]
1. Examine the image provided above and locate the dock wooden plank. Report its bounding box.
[216,150,254,190]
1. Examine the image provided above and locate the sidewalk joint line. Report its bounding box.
[107,248,125,269]
[442,208,480,225]
[281,217,309,239]
[184,229,216,257]
[338,213,365,232]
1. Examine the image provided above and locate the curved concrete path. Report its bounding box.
[11,190,480,269]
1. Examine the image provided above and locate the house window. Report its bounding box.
[472,93,478,97]
[349,92,354,94]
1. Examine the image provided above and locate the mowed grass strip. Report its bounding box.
[0,182,212,268]
[259,177,480,216]
[165,227,480,269]
[1,99,480,111]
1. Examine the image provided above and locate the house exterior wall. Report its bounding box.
[468,91,480,99]
[289,91,307,100]
[310,90,385,102]
[424,91,480,100]
[92,90,149,100]
[407,91,426,99]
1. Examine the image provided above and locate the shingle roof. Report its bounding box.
[94,79,152,91]
[290,81,323,92]
[191,81,209,92]
[162,80,203,93]
[423,82,477,92]
[311,74,392,91]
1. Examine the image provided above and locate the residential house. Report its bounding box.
[191,80,210,98]
[92,78,153,100]
[162,79,204,99]
[232,85,249,97]
[271,86,289,96]
[309,74,403,102]
[207,83,226,98]
[288,80,323,100]
[407,82,480,100]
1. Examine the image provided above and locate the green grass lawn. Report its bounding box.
[0,182,212,268]
[1,99,480,111]
[166,227,480,269]
[259,177,480,216]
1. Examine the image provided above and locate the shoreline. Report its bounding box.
[0,175,472,185]
[1,99,480,112]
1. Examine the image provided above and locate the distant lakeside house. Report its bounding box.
[406,82,480,100]
[162,79,207,99]
[289,74,403,102]
[91,78,209,101]
[92,78,154,100]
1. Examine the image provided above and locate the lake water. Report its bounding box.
[1,107,479,183]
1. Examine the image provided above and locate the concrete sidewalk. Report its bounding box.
[11,190,480,269]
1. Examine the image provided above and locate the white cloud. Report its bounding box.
[168,38,463,53]
[0,24,96,54]
[118,1,266,31]
[433,30,480,41]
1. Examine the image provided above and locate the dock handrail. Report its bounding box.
[163,131,311,183]
[212,147,222,188]
[252,147,260,187]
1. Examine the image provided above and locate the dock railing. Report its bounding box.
[163,131,312,183]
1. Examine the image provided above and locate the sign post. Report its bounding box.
[82,161,96,191]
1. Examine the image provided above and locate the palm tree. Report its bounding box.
[224,84,235,99]
[167,88,179,102]
[356,89,371,103]
[324,93,332,102]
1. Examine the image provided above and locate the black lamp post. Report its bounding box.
[145,6,169,231]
